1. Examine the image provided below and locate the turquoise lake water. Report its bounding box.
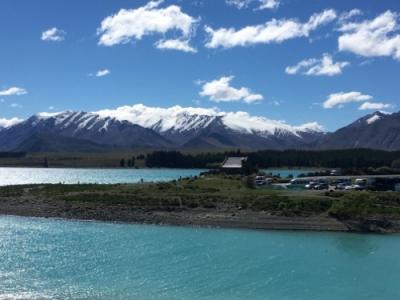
[262,169,318,178]
[0,167,313,186]
[0,168,205,186]
[1,215,399,300]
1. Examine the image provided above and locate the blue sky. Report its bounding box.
[0,0,399,131]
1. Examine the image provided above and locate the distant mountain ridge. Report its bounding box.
[94,104,324,147]
[0,105,399,152]
[317,111,400,150]
[0,110,172,152]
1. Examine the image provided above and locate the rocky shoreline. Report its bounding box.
[1,195,400,233]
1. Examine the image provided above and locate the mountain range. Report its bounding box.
[0,105,399,152]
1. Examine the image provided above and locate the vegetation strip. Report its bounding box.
[1,175,400,233]
[1,149,400,171]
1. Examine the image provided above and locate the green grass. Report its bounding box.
[328,191,400,219]
[1,175,400,219]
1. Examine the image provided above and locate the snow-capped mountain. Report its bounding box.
[0,104,325,152]
[0,117,23,131]
[95,104,325,147]
[96,104,323,135]
[0,110,173,152]
[5,105,399,152]
[317,111,400,150]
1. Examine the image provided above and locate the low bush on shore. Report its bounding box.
[1,176,400,220]
[329,191,400,219]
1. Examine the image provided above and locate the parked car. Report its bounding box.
[330,169,342,176]
[289,179,308,188]
[305,181,319,189]
[345,184,365,191]
[255,176,267,186]
[314,183,329,190]
[290,178,308,185]
[335,182,348,190]
[353,184,365,191]
[355,178,367,185]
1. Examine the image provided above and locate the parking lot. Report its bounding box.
[255,174,400,192]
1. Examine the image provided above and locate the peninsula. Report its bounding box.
[1,175,400,233]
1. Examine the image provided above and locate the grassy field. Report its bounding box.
[1,175,400,220]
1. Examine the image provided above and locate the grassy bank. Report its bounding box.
[1,175,400,232]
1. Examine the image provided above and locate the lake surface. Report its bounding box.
[0,215,399,300]
[262,168,319,178]
[0,167,313,186]
[0,168,205,186]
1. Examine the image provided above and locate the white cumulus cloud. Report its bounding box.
[199,76,263,103]
[205,9,337,49]
[323,91,373,109]
[41,27,66,42]
[338,10,400,60]
[339,9,363,22]
[226,0,251,9]
[97,0,198,52]
[155,39,197,53]
[96,69,110,77]
[285,53,349,76]
[258,0,280,10]
[226,0,280,10]
[358,102,393,110]
[0,87,27,96]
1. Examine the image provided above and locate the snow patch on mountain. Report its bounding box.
[366,114,381,125]
[96,104,218,133]
[221,111,294,135]
[294,122,325,132]
[9,104,324,141]
[0,117,24,128]
[95,104,324,135]
[36,111,65,119]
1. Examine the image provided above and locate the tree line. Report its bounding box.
[144,149,400,169]
[0,152,26,158]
